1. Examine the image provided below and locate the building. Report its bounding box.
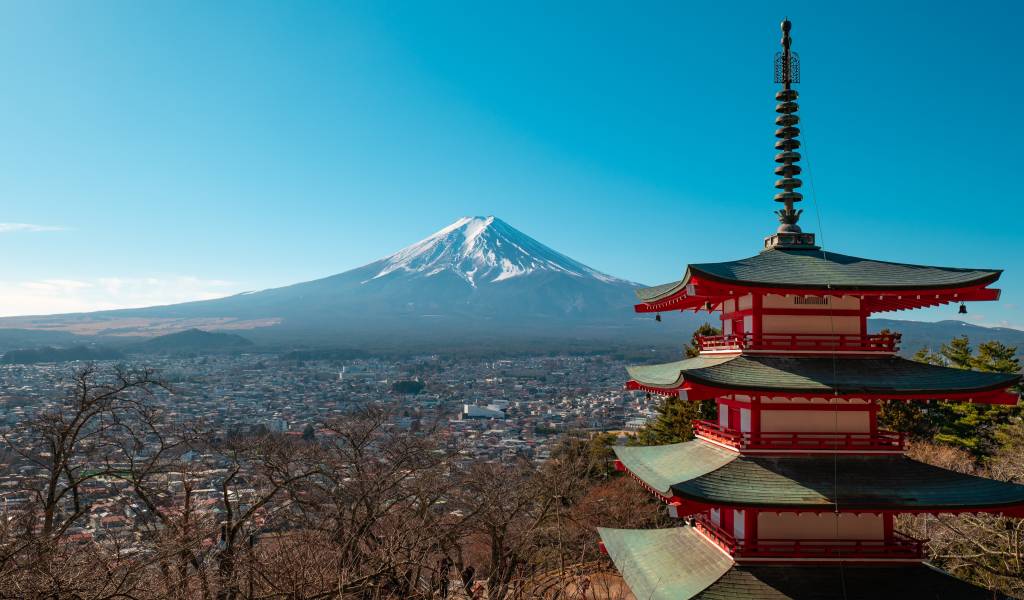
[597,20,1024,600]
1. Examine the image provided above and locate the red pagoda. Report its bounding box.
[598,20,1024,600]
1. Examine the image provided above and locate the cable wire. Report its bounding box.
[801,125,849,600]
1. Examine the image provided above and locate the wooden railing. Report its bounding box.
[695,518,924,560]
[693,420,907,452]
[697,332,901,354]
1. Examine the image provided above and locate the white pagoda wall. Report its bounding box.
[759,294,862,336]
[757,512,883,540]
[760,410,870,433]
[761,314,861,335]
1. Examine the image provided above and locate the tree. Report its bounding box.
[899,438,1024,597]
[886,337,1022,458]
[0,364,169,597]
[632,394,703,445]
[631,325,722,445]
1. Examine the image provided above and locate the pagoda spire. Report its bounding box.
[765,19,817,250]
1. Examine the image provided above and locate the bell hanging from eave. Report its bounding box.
[959,302,967,314]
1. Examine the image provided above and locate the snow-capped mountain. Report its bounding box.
[369,216,627,287]
[1,216,695,346]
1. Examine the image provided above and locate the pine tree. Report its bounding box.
[928,337,1021,457]
[634,325,721,445]
[881,337,1021,457]
[632,394,703,445]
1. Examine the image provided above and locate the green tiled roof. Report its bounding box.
[599,527,998,599]
[627,355,1020,395]
[672,454,1024,510]
[636,247,1001,302]
[694,564,998,599]
[612,440,736,495]
[597,527,732,600]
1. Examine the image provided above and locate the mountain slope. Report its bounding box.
[869,319,1024,356]
[129,329,255,354]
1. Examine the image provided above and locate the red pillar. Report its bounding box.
[751,395,762,437]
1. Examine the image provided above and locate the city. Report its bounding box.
[0,353,659,549]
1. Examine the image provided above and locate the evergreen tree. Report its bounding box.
[923,337,1020,457]
[633,325,722,445]
[880,337,1021,457]
[632,394,704,445]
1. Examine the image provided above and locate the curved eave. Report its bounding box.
[599,530,998,599]
[635,278,1002,314]
[695,563,997,599]
[688,263,1002,293]
[625,357,1022,405]
[669,455,1024,516]
[612,440,736,498]
[597,527,733,600]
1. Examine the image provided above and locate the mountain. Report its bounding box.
[129,329,255,354]
[869,319,1024,356]
[0,217,694,347]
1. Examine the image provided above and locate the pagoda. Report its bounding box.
[597,20,1024,600]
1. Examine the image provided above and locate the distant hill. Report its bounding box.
[129,329,255,354]
[1,345,124,365]
[869,319,1024,356]
[0,329,89,353]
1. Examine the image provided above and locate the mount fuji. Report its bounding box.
[1,217,695,347]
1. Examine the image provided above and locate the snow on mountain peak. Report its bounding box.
[370,216,625,287]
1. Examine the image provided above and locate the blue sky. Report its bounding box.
[0,1,1021,327]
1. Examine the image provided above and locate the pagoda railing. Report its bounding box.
[697,332,901,354]
[693,420,907,452]
[695,518,924,561]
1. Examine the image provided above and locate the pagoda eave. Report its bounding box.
[626,379,1020,405]
[597,527,998,599]
[635,277,1001,314]
[625,355,1022,405]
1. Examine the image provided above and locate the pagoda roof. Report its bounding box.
[673,454,1024,511]
[613,440,1024,513]
[637,248,1002,303]
[626,355,1020,402]
[696,564,996,599]
[613,441,735,496]
[597,527,732,600]
[598,527,996,599]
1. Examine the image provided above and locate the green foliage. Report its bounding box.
[631,395,701,445]
[631,324,723,445]
[390,380,425,394]
[881,336,1022,458]
[549,431,619,479]
[629,392,717,445]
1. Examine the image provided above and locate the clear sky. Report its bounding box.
[1,1,1021,327]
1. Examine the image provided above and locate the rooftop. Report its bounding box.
[613,440,1024,513]
[598,527,996,600]
[626,355,1020,403]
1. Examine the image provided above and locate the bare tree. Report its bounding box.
[0,364,168,597]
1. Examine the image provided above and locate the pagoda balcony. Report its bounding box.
[695,518,925,562]
[697,332,901,355]
[693,420,907,453]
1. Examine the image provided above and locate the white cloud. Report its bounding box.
[0,223,67,233]
[0,276,244,317]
